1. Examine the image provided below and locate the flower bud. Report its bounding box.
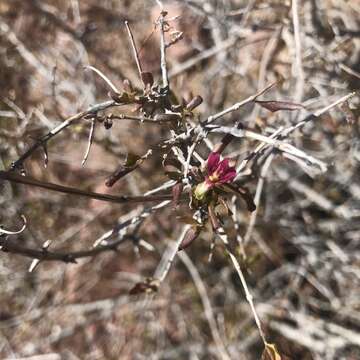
[194,181,211,201]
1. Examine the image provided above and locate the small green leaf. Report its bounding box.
[126,153,141,167]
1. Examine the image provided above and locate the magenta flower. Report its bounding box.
[194,152,236,200]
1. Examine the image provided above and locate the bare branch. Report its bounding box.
[11,100,117,169]
[157,10,169,89]
[0,171,174,205]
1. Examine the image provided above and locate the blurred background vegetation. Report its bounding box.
[0,1,359,359]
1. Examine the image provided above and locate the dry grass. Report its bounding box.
[0,1,360,359]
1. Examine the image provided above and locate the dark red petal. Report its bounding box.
[218,168,236,183]
[216,158,230,177]
[207,152,220,174]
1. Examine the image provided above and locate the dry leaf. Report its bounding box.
[255,100,304,113]
[261,342,285,360]
[129,278,160,295]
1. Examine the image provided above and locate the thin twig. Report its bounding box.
[84,65,120,93]
[93,200,171,247]
[206,82,277,125]
[244,153,275,244]
[0,171,174,205]
[125,21,143,83]
[235,127,284,177]
[292,0,305,103]
[208,126,327,172]
[216,228,267,345]
[339,63,360,80]
[249,27,282,126]
[1,201,171,264]
[157,10,169,89]
[154,225,191,283]
[183,141,197,181]
[110,114,174,124]
[169,34,270,78]
[227,251,267,345]
[81,119,96,167]
[11,100,116,169]
[0,232,130,263]
[0,215,27,235]
[179,251,231,360]
[281,91,357,137]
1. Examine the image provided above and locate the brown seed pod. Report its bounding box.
[186,95,203,111]
[178,226,201,251]
[172,182,183,209]
[208,203,220,230]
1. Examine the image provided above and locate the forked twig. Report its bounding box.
[11,100,117,170]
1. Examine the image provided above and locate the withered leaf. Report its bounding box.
[261,343,286,360]
[141,71,154,87]
[223,184,256,212]
[255,100,304,113]
[186,95,203,111]
[125,153,141,167]
[105,153,142,187]
[163,156,183,171]
[123,79,133,93]
[165,171,182,181]
[208,203,220,230]
[109,90,132,104]
[105,166,136,187]
[129,277,160,295]
[218,197,232,216]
